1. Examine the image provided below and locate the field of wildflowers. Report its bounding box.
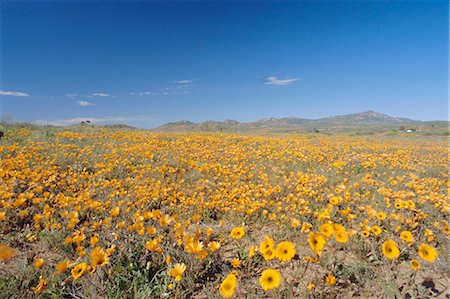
[0,126,448,298]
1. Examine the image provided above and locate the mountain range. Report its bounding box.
[155,111,446,132]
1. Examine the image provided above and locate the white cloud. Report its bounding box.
[161,91,188,96]
[66,93,78,98]
[32,115,152,127]
[78,100,94,106]
[0,90,30,97]
[131,90,188,96]
[92,92,110,97]
[130,91,157,96]
[264,76,298,86]
[131,81,194,96]
[174,79,195,84]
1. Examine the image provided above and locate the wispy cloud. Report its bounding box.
[78,100,94,106]
[162,91,189,95]
[66,93,78,98]
[0,90,30,97]
[174,79,196,84]
[131,89,189,96]
[92,92,110,97]
[130,91,157,96]
[32,115,153,127]
[264,76,298,86]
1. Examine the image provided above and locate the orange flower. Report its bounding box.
[0,244,16,262]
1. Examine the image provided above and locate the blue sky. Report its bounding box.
[0,1,448,128]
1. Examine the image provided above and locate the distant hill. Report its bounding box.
[155,111,446,133]
[250,116,310,127]
[315,111,415,125]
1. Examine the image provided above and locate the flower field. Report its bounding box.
[0,127,448,298]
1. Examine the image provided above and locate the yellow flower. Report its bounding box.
[291,218,301,227]
[197,249,208,260]
[329,196,340,205]
[146,237,163,254]
[400,231,414,243]
[55,260,71,274]
[106,245,116,256]
[168,263,186,281]
[185,239,203,254]
[376,212,386,220]
[261,246,276,261]
[334,228,349,243]
[147,226,157,235]
[382,239,400,260]
[307,232,326,256]
[34,276,48,295]
[248,245,257,258]
[208,241,221,252]
[259,268,282,291]
[325,274,336,286]
[91,247,109,268]
[33,214,43,223]
[0,244,16,262]
[219,272,237,299]
[34,258,44,269]
[361,230,370,238]
[71,262,88,280]
[301,222,312,233]
[259,235,275,253]
[18,210,28,218]
[90,234,99,247]
[304,256,319,263]
[307,283,316,292]
[442,224,450,235]
[110,207,120,217]
[159,214,173,227]
[405,200,415,209]
[410,259,421,271]
[275,241,296,262]
[417,244,438,263]
[231,258,241,268]
[320,223,334,238]
[371,226,382,236]
[230,227,245,239]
